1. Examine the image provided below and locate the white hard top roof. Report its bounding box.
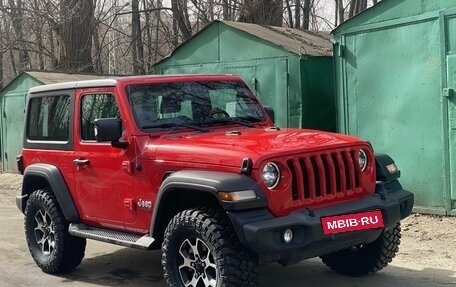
[29,78,119,94]
[28,74,239,94]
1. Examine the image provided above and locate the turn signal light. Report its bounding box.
[217,190,257,202]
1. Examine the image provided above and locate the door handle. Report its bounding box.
[73,159,90,167]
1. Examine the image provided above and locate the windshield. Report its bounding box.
[127,81,266,131]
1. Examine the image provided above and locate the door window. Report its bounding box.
[80,94,120,141]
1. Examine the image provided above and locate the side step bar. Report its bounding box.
[69,223,154,250]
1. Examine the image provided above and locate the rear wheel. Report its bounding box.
[162,208,259,287]
[24,189,86,274]
[321,223,401,276]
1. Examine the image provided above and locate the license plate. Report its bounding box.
[321,210,384,235]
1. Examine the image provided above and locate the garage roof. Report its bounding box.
[220,20,332,56]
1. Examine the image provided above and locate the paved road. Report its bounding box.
[1,206,455,287]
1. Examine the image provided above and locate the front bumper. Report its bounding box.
[227,181,413,265]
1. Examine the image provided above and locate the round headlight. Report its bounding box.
[262,162,280,189]
[358,149,368,171]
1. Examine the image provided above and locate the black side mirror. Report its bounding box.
[94,118,128,148]
[264,106,275,124]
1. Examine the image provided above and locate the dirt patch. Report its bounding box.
[396,213,456,271]
[0,173,22,208]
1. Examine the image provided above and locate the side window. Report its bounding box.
[81,94,120,141]
[27,95,71,141]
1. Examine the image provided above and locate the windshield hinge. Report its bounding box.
[240,158,253,175]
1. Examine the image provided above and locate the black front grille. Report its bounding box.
[287,149,362,203]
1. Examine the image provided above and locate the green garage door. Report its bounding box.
[447,54,456,201]
[446,15,456,202]
[341,19,445,210]
[1,94,25,172]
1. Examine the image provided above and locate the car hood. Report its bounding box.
[148,128,366,168]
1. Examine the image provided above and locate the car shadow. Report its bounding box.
[260,259,456,286]
[57,247,456,287]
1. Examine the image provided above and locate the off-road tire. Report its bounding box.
[161,208,259,287]
[321,223,401,276]
[24,188,86,274]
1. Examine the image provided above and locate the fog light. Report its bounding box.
[283,229,293,244]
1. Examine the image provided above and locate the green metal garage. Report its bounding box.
[333,0,456,215]
[0,71,108,173]
[154,20,335,131]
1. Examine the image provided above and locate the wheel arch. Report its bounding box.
[150,170,267,243]
[20,163,79,222]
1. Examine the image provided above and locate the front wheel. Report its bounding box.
[161,209,258,287]
[24,189,86,274]
[321,223,401,276]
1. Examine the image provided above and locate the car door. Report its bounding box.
[73,88,136,228]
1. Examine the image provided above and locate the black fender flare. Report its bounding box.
[150,170,267,237]
[375,153,401,182]
[20,163,79,222]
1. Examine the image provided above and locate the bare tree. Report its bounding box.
[302,0,312,29]
[171,0,192,41]
[8,0,30,71]
[1,10,18,77]
[0,0,382,84]
[132,0,145,74]
[55,0,95,72]
[335,0,345,26]
[222,0,237,20]
[239,0,282,26]
[349,0,368,18]
[295,0,301,28]
[0,16,4,88]
[152,0,166,63]
[142,0,153,72]
[334,0,379,26]
[48,23,58,68]
[31,0,96,72]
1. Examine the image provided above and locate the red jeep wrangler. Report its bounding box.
[16,75,413,286]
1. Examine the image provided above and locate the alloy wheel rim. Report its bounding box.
[178,237,217,287]
[34,210,56,256]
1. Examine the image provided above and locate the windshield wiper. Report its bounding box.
[204,118,254,128]
[142,122,209,132]
[241,116,264,122]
